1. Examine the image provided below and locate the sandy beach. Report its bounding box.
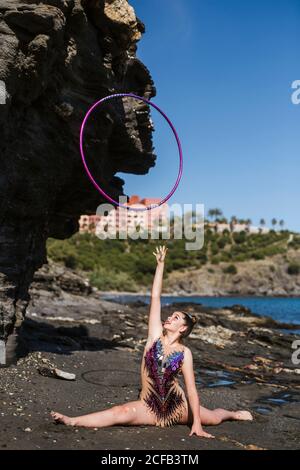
[1,262,299,450]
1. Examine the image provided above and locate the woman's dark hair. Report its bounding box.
[180,311,198,339]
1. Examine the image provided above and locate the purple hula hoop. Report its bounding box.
[79,93,183,211]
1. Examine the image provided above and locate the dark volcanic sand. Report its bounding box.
[0,262,299,450]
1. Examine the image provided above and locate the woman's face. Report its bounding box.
[163,311,187,336]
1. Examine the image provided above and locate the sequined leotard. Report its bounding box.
[139,335,187,427]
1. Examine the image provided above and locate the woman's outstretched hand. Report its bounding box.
[189,423,215,439]
[152,245,168,264]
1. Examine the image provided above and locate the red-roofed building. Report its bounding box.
[79,195,169,235]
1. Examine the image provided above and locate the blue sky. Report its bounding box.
[116,0,300,232]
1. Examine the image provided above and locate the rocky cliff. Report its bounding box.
[0,0,156,364]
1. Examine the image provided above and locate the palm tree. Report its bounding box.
[229,215,237,232]
[279,219,285,230]
[260,218,266,227]
[215,208,223,220]
[207,208,223,222]
[184,210,197,225]
[259,218,266,234]
[271,218,277,230]
[207,209,216,221]
[245,218,252,233]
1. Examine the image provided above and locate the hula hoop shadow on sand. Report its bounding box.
[81,368,138,388]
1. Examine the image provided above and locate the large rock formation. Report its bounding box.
[0,0,156,364]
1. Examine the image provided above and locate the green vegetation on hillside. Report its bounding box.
[223,264,238,275]
[287,263,300,275]
[46,228,298,291]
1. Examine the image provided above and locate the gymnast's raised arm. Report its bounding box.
[147,245,168,342]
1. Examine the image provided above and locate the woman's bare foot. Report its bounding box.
[50,411,75,426]
[234,410,253,421]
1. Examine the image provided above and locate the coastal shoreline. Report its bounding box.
[99,290,300,298]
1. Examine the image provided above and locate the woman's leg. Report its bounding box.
[180,403,253,426]
[51,400,157,428]
[199,406,253,425]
